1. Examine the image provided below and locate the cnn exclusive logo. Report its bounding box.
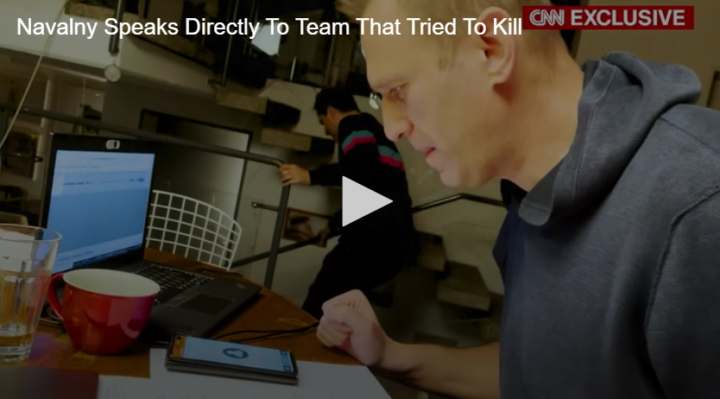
[522,6,694,30]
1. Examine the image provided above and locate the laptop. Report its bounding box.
[40,133,261,342]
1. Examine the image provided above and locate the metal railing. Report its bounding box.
[1,103,506,281]
[108,0,125,54]
[232,193,505,268]
[0,103,290,289]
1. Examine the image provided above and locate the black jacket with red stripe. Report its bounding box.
[309,113,415,248]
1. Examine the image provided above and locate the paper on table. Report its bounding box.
[97,348,391,399]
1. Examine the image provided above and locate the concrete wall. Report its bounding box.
[0,0,115,70]
[0,72,47,205]
[0,67,104,211]
[0,0,229,97]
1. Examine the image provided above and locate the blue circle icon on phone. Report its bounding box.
[223,348,249,359]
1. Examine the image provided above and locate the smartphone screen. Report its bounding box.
[172,336,296,374]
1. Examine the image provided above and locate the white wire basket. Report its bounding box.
[146,190,241,270]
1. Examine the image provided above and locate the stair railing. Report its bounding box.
[0,104,506,286]
[233,193,505,268]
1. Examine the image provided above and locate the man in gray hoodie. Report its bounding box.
[315,1,720,399]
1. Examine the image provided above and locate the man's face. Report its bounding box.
[318,114,334,139]
[362,0,512,187]
[318,108,339,140]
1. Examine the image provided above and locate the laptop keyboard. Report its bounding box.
[135,264,213,304]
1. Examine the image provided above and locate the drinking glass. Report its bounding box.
[0,224,61,362]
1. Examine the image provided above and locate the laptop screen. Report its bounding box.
[45,149,155,274]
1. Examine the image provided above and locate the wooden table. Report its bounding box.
[24,248,357,378]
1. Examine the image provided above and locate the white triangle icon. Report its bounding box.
[342,177,393,227]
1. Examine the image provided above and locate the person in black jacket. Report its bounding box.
[279,88,415,319]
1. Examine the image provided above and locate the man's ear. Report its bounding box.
[325,106,336,121]
[474,6,516,86]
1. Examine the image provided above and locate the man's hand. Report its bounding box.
[318,291,501,399]
[317,290,392,366]
[279,164,310,186]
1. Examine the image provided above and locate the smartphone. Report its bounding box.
[166,335,298,385]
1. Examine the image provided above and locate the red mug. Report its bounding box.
[46,268,160,355]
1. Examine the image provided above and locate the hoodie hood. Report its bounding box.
[519,51,702,226]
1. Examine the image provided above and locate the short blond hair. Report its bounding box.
[337,0,559,66]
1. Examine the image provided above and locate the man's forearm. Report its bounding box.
[375,341,500,399]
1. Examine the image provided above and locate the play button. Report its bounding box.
[342,177,392,227]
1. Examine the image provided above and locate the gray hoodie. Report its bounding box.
[493,52,720,399]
